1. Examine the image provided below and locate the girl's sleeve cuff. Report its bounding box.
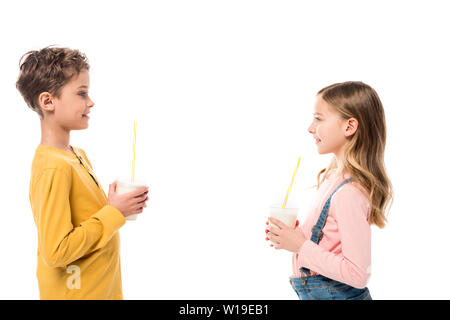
[298,239,316,268]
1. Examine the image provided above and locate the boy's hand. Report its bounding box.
[107,182,149,218]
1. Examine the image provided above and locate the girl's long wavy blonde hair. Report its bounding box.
[316,81,393,228]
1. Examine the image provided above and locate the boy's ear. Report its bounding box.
[38,92,55,113]
[344,117,358,137]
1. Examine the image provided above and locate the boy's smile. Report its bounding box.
[41,69,94,131]
[53,69,94,130]
[38,69,95,154]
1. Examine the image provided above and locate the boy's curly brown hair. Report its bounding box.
[16,46,90,119]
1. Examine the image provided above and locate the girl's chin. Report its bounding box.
[316,147,330,155]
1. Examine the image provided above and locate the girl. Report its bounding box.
[266,81,393,300]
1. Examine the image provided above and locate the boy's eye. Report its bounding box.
[78,92,87,97]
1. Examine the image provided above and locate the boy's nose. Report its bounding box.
[308,123,315,134]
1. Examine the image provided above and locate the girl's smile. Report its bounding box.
[308,95,348,157]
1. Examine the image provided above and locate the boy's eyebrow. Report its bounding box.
[314,112,324,116]
[77,85,89,89]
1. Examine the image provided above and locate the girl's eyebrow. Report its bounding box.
[314,112,324,116]
[77,85,89,89]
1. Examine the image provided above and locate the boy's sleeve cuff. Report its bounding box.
[91,205,126,233]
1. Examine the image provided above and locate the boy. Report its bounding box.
[16,46,149,299]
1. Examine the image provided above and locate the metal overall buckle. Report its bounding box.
[299,267,309,286]
[301,277,307,286]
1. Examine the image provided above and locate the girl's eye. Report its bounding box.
[78,92,87,97]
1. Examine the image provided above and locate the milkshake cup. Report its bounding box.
[268,207,299,244]
[115,177,148,221]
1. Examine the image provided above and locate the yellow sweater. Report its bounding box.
[29,144,126,300]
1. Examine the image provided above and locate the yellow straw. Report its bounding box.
[131,121,137,183]
[282,157,301,208]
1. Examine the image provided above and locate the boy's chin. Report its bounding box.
[71,123,89,130]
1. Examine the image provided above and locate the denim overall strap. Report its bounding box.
[300,177,352,276]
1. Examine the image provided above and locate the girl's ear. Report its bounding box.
[38,92,55,113]
[344,117,358,137]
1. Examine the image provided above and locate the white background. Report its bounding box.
[0,0,449,299]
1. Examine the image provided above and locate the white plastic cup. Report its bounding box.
[115,178,148,221]
[268,207,299,244]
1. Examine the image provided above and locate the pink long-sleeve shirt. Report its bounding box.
[292,172,372,289]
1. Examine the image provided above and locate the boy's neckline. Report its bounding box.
[38,144,78,158]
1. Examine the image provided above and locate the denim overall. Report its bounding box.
[290,178,372,300]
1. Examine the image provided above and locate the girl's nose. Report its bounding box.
[308,122,315,134]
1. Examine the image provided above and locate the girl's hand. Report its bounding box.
[265,217,307,253]
[107,181,149,218]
